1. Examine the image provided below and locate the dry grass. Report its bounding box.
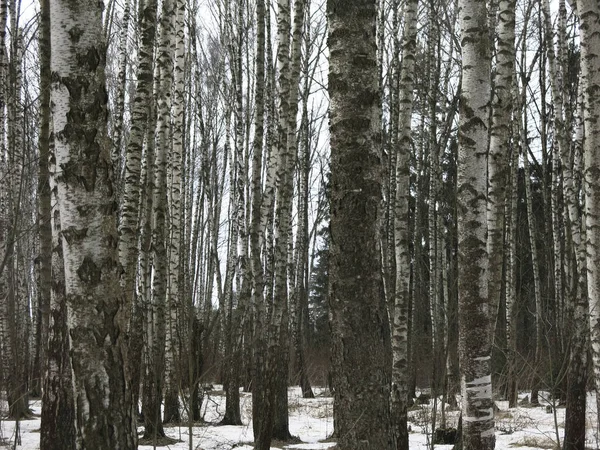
[509,436,558,449]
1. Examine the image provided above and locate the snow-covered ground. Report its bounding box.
[1,388,598,449]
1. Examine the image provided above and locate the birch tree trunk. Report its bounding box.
[457,0,495,447]
[5,23,30,422]
[49,0,136,446]
[110,0,131,187]
[521,89,544,406]
[117,0,157,416]
[34,0,52,401]
[250,1,272,448]
[488,0,516,339]
[578,0,600,443]
[328,0,393,448]
[142,0,175,438]
[390,0,417,447]
[39,0,76,445]
[505,141,518,408]
[41,130,77,450]
[163,0,186,424]
[291,36,314,399]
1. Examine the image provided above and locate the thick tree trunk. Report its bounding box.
[49,0,136,446]
[328,1,394,449]
[456,0,495,448]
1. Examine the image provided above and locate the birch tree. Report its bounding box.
[39,0,76,445]
[142,0,175,438]
[457,0,495,447]
[579,0,600,441]
[164,0,186,423]
[327,0,393,448]
[41,127,77,450]
[488,0,515,341]
[391,0,418,446]
[250,0,271,447]
[117,0,157,416]
[49,0,136,446]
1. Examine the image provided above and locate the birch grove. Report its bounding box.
[0,0,599,449]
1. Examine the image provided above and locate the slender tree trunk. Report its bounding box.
[505,142,518,408]
[580,0,600,440]
[292,63,314,399]
[39,3,75,444]
[390,0,417,447]
[250,0,273,447]
[488,0,516,341]
[110,0,131,188]
[34,0,52,401]
[163,0,186,424]
[41,130,77,450]
[118,0,158,418]
[142,0,175,437]
[521,94,544,406]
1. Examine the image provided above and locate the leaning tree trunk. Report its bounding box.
[49,0,136,446]
[327,0,394,449]
[456,0,495,448]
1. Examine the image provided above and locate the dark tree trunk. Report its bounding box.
[327,0,394,449]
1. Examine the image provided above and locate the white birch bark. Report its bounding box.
[578,0,600,438]
[41,114,77,449]
[391,0,417,447]
[270,0,294,431]
[164,0,185,423]
[118,0,157,332]
[488,0,516,337]
[250,0,271,446]
[111,0,131,187]
[457,0,495,446]
[49,0,136,446]
[505,140,518,408]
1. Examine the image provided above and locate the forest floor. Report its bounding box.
[0,386,598,449]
